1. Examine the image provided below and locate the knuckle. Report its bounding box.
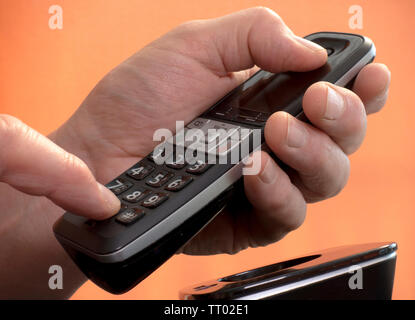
[302,142,350,201]
[174,19,204,36]
[60,152,92,184]
[95,68,121,93]
[268,183,306,232]
[92,67,135,107]
[0,114,21,136]
[367,91,388,114]
[318,151,350,199]
[289,205,307,233]
[342,141,361,156]
[249,6,282,23]
[305,139,331,176]
[325,175,349,199]
[0,115,36,179]
[270,180,295,209]
[0,114,24,150]
[285,206,306,232]
[249,7,286,40]
[165,20,211,59]
[246,7,291,71]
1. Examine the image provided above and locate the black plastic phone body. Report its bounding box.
[179,242,397,300]
[53,32,376,294]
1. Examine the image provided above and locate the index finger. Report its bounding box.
[0,115,120,220]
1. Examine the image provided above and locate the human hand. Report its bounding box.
[0,115,121,220]
[47,7,391,254]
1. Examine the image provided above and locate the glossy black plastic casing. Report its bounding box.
[180,242,397,300]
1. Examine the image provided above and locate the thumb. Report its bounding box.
[0,115,120,220]
[161,6,327,75]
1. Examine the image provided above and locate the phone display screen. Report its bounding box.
[237,66,330,114]
[207,64,331,124]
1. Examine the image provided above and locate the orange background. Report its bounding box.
[1,0,414,299]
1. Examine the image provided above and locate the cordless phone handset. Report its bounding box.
[53,32,376,294]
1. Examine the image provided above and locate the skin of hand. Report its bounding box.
[0,7,390,298]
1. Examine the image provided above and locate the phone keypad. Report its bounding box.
[100,117,254,228]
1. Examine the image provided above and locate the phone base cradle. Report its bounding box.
[179,242,397,300]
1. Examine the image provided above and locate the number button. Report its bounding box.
[165,176,193,192]
[166,153,186,170]
[127,164,154,180]
[122,188,151,203]
[141,193,169,208]
[148,146,167,164]
[146,171,173,187]
[186,160,211,175]
[115,208,145,225]
[107,178,133,195]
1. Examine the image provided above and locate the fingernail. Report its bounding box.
[98,183,121,214]
[243,152,263,176]
[294,35,325,52]
[259,158,277,184]
[287,116,307,148]
[324,85,345,120]
[244,155,254,167]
